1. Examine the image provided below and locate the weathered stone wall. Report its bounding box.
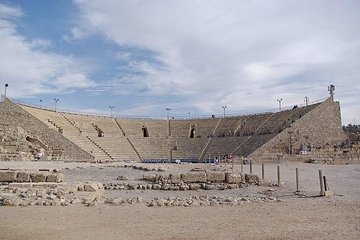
[0,170,64,183]
[0,98,93,161]
[142,171,259,185]
[0,124,34,160]
[250,98,347,159]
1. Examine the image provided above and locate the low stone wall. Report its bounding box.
[103,171,261,191]
[0,170,65,183]
[142,171,258,185]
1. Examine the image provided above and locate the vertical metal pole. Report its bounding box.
[277,166,281,186]
[323,176,328,191]
[296,168,299,192]
[261,162,265,180]
[250,160,253,174]
[319,170,324,196]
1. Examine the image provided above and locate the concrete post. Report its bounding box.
[295,168,299,192]
[319,170,324,196]
[277,166,281,186]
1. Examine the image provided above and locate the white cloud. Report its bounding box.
[70,0,360,123]
[0,3,96,98]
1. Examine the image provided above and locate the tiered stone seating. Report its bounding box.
[215,116,246,137]
[237,113,273,136]
[18,100,323,161]
[117,119,167,137]
[170,120,193,137]
[256,104,321,135]
[20,106,112,161]
[206,136,249,157]
[89,136,140,161]
[21,106,67,132]
[190,118,219,138]
[235,133,278,157]
[255,110,292,134]
[62,113,140,161]
[129,137,168,160]
[171,138,209,160]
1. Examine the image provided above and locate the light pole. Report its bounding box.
[277,99,283,111]
[4,83,8,97]
[109,106,115,117]
[39,99,43,108]
[53,98,59,112]
[188,112,190,119]
[328,84,335,101]
[304,96,309,106]
[222,106,227,118]
[166,107,171,120]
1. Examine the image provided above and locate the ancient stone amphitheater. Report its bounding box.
[0,97,346,162]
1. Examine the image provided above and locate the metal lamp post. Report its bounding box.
[53,98,59,112]
[277,99,283,111]
[4,83,8,97]
[304,96,309,106]
[109,106,115,117]
[166,107,171,120]
[222,106,227,118]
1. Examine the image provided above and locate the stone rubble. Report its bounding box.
[103,171,260,191]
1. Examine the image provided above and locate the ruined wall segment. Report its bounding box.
[250,98,347,159]
[0,98,93,161]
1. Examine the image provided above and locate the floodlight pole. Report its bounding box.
[304,96,309,106]
[222,106,227,118]
[328,85,335,102]
[277,99,283,111]
[166,107,171,120]
[4,83,8,97]
[53,98,59,112]
[109,106,115,117]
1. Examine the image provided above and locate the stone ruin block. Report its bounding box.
[46,173,65,183]
[17,172,30,182]
[169,174,181,184]
[83,182,104,192]
[0,171,17,182]
[30,173,47,182]
[181,172,206,183]
[225,172,243,184]
[206,171,225,182]
[143,174,157,182]
[190,183,201,190]
[245,174,260,184]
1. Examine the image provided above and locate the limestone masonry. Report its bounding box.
[0,96,348,163]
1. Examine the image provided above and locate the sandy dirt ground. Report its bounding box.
[0,161,359,240]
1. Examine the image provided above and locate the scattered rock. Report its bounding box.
[116,176,128,181]
[169,174,181,184]
[245,174,260,184]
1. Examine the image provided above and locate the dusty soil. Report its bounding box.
[0,161,359,240]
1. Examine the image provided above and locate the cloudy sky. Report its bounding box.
[0,0,359,123]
